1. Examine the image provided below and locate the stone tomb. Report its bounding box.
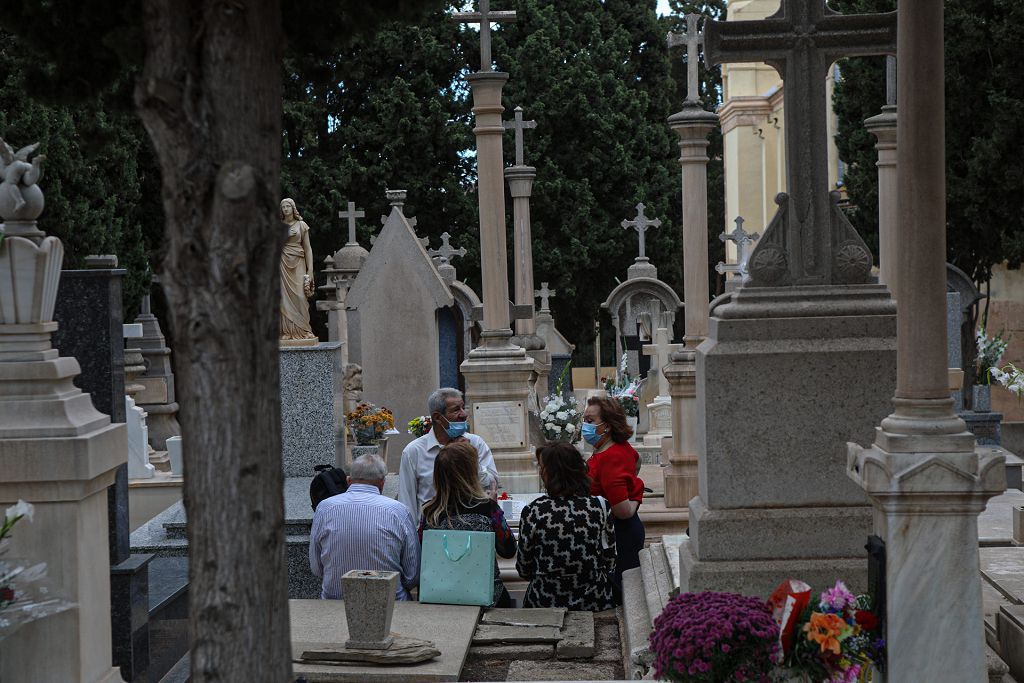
[281,342,343,478]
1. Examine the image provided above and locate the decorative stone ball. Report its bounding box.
[0,182,44,222]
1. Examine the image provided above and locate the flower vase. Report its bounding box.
[973,384,991,412]
[352,426,378,446]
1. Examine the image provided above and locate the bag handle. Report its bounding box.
[443,533,473,562]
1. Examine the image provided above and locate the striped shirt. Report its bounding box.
[308,483,420,601]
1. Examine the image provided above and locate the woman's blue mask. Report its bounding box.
[581,421,604,446]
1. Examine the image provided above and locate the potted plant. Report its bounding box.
[650,590,780,682]
[976,327,1009,412]
[407,415,432,438]
[345,402,395,446]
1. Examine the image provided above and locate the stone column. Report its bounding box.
[0,150,126,682]
[460,71,537,492]
[663,102,718,508]
[847,2,1004,680]
[864,104,897,299]
[133,284,181,452]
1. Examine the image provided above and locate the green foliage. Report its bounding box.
[494,0,681,364]
[280,2,479,300]
[0,32,162,315]
[832,0,1024,289]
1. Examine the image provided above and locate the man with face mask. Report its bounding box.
[398,387,498,518]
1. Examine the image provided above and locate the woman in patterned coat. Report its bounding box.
[516,442,617,610]
[420,441,517,607]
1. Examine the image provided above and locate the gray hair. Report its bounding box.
[428,387,463,416]
[349,454,387,482]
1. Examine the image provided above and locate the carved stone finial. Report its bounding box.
[0,138,46,237]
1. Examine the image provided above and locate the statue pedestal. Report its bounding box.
[280,342,343,477]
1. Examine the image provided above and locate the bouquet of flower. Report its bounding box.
[603,353,641,416]
[616,389,640,417]
[771,579,884,682]
[539,394,581,443]
[650,591,780,682]
[407,415,432,437]
[977,327,1010,385]
[346,402,395,445]
[1,501,75,640]
[990,363,1024,400]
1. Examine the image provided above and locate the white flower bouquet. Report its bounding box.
[539,394,581,443]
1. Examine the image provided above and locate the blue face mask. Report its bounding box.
[581,421,604,446]
[441,416,468,440]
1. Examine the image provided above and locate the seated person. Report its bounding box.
[516,442,616,611]
[309,453,419,600]
[420,441,516,607]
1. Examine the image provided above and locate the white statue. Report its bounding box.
[279,198,318,345]
[0,139,45,221]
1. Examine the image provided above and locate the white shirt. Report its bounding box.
[398,430,497,517]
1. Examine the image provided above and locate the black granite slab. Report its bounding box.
[111,553,154,682]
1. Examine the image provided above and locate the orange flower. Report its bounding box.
[803,612,847,655]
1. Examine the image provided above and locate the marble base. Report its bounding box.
[281,342,342,477]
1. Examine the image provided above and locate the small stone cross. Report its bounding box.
[503,106,536,166]
[715,216,761,279]
[338,201,365,245]
[452,0,517,73]
[534,282,556,312]
[642,327,684,397]
[621,203,661,260]
[428,232,467,265]
[667,13,704,103]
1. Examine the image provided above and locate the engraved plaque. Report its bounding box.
[472,400,526,449]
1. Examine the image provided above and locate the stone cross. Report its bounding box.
[621,203,661,260]
[704,0,895,285]
[534,282,555,313]
[503,106,536,167]
[642,327,684,397]
[885,55,897,106]
[338,201,365,245]
[428,231,467,265]
[667,13,704,103]
[715,216,761,279]
[452,0,517,73]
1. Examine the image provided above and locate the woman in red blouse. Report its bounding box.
[582,395,645,603]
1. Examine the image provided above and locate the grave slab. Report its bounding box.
[981,547,1024,605]
[473,624,562,644]
[466,643,555,662]
[290,599,478,682]
[979,489,1024,546]
[482,607,566,628]
[556,611,595,659]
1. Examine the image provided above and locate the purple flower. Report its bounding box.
[819,580,856,612]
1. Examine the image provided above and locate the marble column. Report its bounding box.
[847,2,1004,680]
[0,149,126,682]
[133,285,181,452]
[865,103,897,299]
[460,71,537,492]
[663,102,718,508]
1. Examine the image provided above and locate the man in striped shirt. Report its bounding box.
[309,453,420,600]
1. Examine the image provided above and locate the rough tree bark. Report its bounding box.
[134,1,291,680]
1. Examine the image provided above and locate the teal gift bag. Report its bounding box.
[419,529,495,606]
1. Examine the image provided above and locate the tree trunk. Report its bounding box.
[134,1,291,680]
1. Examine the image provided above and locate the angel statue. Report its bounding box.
[0,139,45,221]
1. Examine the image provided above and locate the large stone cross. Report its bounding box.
[642,327,684,397]
[621,203,661,260]
[452,0,517,73]
[503,106,536,166]
[704,0,895,286]
[338,201,365,245]
[534,282,555,313]
[715,216,761,280]
[667,13,704,103]
[428,231,467,265]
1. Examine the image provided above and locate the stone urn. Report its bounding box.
[341,569,399,650]
[973,384,992,413]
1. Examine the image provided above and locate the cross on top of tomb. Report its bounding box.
[642,326,684,397]
[621,203,661,261]
[338,201,365,245]
[667,14,705,104]
[503,106,536,167]
[534,282,555,313]
[428,232,467,265]
[716,216,761,279]
[452,0,517,73]
[704,0,895,286]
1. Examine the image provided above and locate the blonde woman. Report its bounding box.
[420,442,516,607]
